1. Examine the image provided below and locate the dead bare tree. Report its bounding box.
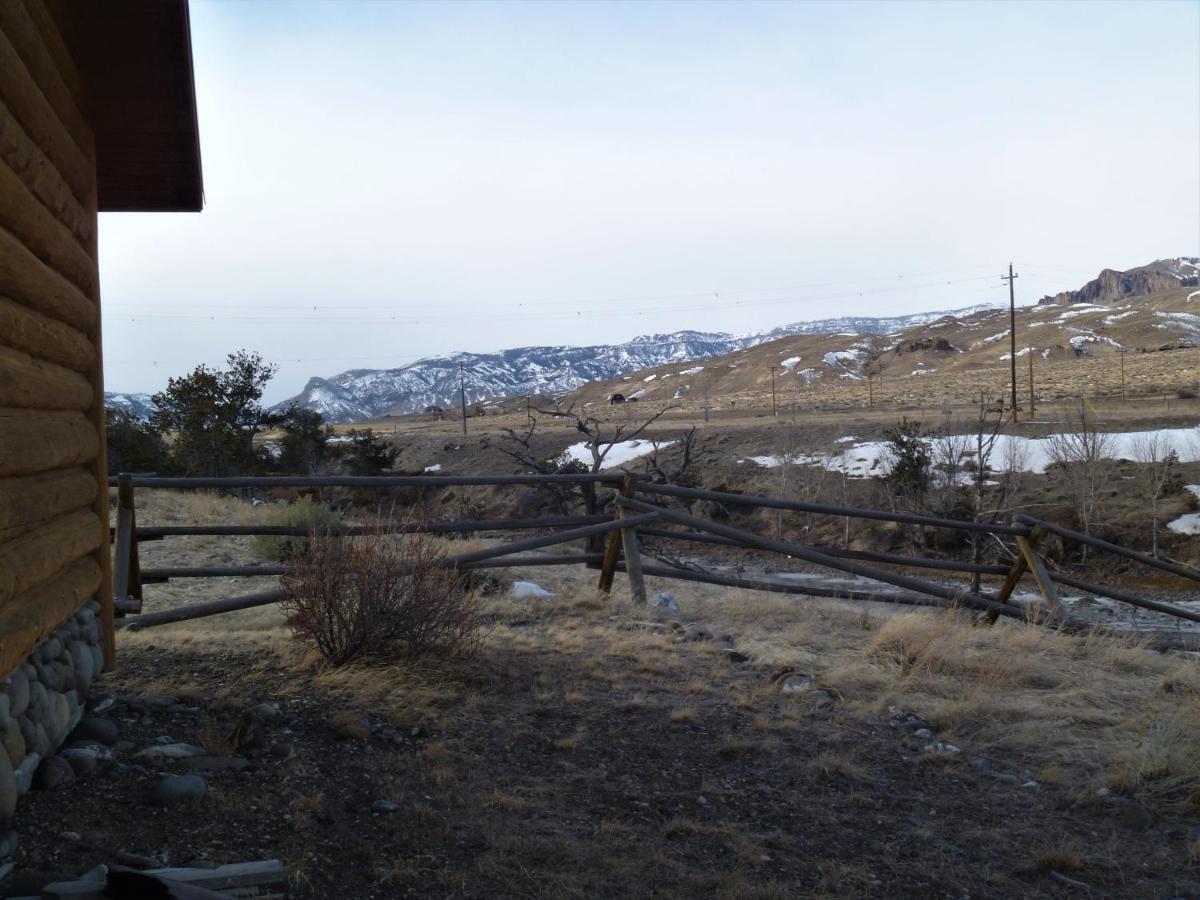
[534,401,676,472]
[497,417,581,515]
[959,393,1018,590]
[1131,432,1178,558]
[1045,399,1114,560]
[501,402,676,550]
[642,425,706,494]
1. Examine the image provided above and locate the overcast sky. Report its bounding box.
[98,0,1200,405]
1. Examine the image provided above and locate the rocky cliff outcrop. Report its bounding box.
[1038,258,1199,306]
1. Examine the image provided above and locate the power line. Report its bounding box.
[103,264,1007,315]
[103,276,1007,327]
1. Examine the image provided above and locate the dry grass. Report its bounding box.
[116,488,1200,830]
[808,750,873,782]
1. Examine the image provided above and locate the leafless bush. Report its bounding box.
[1045,400,1114,557]
[1131,432,1179,558]
[280,524,482,665]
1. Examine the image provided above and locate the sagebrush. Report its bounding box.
[252,496,342,563]
[280,524,482,665]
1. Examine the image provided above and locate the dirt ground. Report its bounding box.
[7,557,1200,898]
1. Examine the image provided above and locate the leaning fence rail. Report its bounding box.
[106,472,1200,647]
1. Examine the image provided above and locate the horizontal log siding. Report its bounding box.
[0,224,94,329]
[0,408,98,477]
[0,294,94,371]
[0,153,97,297]
[0,15,91,202]
[0,507,102,607]
[0,3,107,674]
[0,3,92,160]
[0,467,96,542]
[0,95,93,245]
[0,556,100,676]
[0,345,93,410]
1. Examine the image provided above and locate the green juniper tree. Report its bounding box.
[150,351,279,477]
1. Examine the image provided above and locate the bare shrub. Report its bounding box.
[252,496,342,562]
[1045,400,1114,556]
[1131,432,1179,558]
[280,525,482,665]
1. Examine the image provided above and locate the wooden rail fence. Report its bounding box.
[107,472,1200,648]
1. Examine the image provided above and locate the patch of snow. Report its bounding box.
[1053,308,1104,323]
[780,356,802,372]
[1188,290,1200,302]
[563,439,676,470]
[512,581,554,599]
[1068,333,1124,353]
[1168,514,1200,535]
[643,374,658,382]
[423,464,442,473]
[748,427,1200,479]
[1103,310,1137,324]
[680,366,705,376]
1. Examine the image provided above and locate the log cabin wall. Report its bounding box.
[0,0,112,680]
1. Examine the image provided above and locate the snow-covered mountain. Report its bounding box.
[274,305,995,421]
[104,392,156,420]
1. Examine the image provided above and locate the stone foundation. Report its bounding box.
[0,599,104,818]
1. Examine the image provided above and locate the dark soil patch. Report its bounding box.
[5,631,1198,898]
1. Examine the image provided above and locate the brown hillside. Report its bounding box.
[570,281,1200,414]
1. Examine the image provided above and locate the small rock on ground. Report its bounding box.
[650,592,681,613]
[70,717,118,746]
[32,755,74,791]
[150,774,206,807]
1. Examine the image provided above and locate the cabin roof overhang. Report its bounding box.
[66,0,204,212]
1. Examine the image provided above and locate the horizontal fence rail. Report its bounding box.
[108,472,1200,645]
[114,515,609,541]
[1016,514,1200,586]
[616,495,1025,621]
[108,474,626,489]
[638,482,1031,536]
[638,527,1010,576]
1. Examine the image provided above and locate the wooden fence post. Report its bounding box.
[621,510,648,606]
[1016,532,1062,622]
[113,473,143,614]
[987,525,1042,624]
[597,475,636,594]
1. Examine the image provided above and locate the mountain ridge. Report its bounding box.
[268,305,995,421]
[105,258,1199,423]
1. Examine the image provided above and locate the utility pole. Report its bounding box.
[1003,263,1020,423]
[1119,349,1126,402]
[867,372,874,408]
[1027,346,1035,418]
[703,385,711,423]
[458,363,468,435]
[769,366,777,417]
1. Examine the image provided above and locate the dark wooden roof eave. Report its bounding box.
[65,0,204,213]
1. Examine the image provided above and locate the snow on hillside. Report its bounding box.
[746,427,1200,478]
[104,392,156,420]
[274,305,998,421]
